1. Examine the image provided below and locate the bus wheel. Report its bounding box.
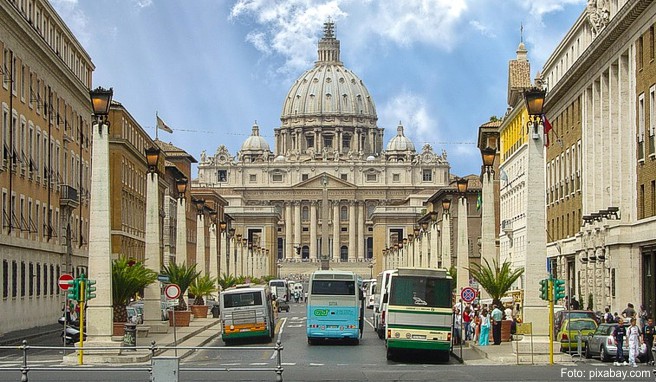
[377,329,384,340]
[307,338,314,345]
[386,348,394,361]
[351,338,360,345]
[437,350,450,363]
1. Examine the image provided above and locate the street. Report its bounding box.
[2,303,655,381]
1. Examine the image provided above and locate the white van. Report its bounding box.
[372,269,397,339]
[366,280,377,309]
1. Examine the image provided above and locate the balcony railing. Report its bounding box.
[59,184,80,209]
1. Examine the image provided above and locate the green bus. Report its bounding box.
[385,268,453,362]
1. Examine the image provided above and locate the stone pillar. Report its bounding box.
[294,201,302,259]
[481,171,496,268]
[421,234,429,268]
[220,232,228,279]
[348,201,356,261]
[332,202,340,260]
[431,224,440,268]
[176,198,187,265]
[209,224,218,299]
[285,202,293,260]
[143,171,164,329]
[357,202,365,260]
[442,211,452,271]
[310,201,317,260]
[456,196,469,292]
[196,213,206,275]
[236,241,243,276]
[85,119,115,346]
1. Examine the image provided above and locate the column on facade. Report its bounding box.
[208,224,218,299]
[456,197,469,291]
[310,201,318,260]
[236,240,243,276]
[348,201,356,261]
[285,202,293,259]
[421,232,429,268]
[431,224,439,268]
[143,170,163,326]
[220,231,228,278]
[176,199,187,265]
[332,201,340,260]
[481,171,496,268]
[357,202,365,260]
[442,212,451,271]
[294,201,302,259]
[196,213,206,275]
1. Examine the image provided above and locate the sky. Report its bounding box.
[51,0,585,178]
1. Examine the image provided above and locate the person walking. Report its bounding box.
[639,305,648,330]
[473,309,481,343]
[614,318,627,366]
[622,303,636,319]
[463,306,472,341]
[491,304,503,345]
[627,317,642,368]
[479,309,490,346]
[643,317,654,366]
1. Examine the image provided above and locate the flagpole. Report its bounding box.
[155,112,159,140]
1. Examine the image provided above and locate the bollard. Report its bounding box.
[123,323,137,350]
[577,329,582,358]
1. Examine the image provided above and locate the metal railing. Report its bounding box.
[0,339,284,382]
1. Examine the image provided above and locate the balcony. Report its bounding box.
[59,185,80,209]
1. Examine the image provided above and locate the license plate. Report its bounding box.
[240,329,251,332]
[328,325,338,329]
[412,334,426,339]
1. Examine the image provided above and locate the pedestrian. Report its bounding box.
[463,306,472,341]
[473,309,481,343]
[571,296,580,310]
[643,317,654,366]
[304,291,308,303]
[614,312,620,323]
[639,305,648,330]
[271,294,279,320]
[627,317,642,368]
[603,307,614,323]
[504,305,513,321]
[453,308,462,345]
[479,309,490,346]
[491,304,503,345]
[622,303,636,319]
[614,318,627,366]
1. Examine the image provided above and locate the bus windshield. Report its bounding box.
[311,280,355,296]
[269,280,286,287]
[389,276,451,308]
[223,292,263,308]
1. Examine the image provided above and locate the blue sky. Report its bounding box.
[52,0,585,177]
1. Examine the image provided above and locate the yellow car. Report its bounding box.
[557,318,598,353]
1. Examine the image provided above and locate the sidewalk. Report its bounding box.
[466,339,577,365]
[0,324,62,346]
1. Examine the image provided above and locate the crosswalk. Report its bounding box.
[286,316,306,328]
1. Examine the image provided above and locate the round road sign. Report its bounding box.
[58,274,74,290]
[460,286,476,303]
[164,283,181,300]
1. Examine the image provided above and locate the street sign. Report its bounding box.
[460,286,476,303]
[58,274,74,290]
[164,283,181,300]
[157,274,170,283]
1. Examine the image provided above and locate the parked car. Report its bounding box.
[584,322,650,362]
[554,310,599,338]
[126,306,143,324]
[557,318,598,352]
[277,297,290,313]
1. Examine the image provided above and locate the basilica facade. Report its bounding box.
[194,22,450,277]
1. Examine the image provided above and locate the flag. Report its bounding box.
[156,115,173,133]
[476,190,482,211]
[542,114,552,147]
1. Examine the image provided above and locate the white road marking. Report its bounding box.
[287,324,303,328]
[222,363,241,366]
[270,317,287,360]
[310,363,324,366]
[249,362,268,366]
[281,362,296,366]
[364,317,375,329]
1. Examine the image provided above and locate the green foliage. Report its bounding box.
[467,259,524,308]
[189,274,218,305]
[218,273,238,291]
[112,257,158,322]
[162,262,201,311]
[448,265,457,289]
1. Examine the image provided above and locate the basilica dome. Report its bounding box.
[240,122,270,152]
[386,122,415,152]
[280,23,377,123]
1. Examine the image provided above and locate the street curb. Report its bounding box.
[0,328,62,346]
[155,319,222,359]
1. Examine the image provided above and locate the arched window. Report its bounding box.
[302,206,309,221]
[340,206,348,221]
[302,246,310,260]
[340,246,348,262]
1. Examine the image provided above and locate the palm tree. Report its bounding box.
[162,262,201,311]
[188,274,218,305]
[217,273,237,291]
[112,257,158,323]
[467,259,524,308]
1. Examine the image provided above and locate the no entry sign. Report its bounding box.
[58,274,74,290]
[164,283,181,300]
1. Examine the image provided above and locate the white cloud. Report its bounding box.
[134,0,153,8]
[50,0,91,46]
[379,91,437,148]
[469,20,496,38]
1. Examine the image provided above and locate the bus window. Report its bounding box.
[311,280,355,296]
[223,292,263,308]
[389,277,451,308]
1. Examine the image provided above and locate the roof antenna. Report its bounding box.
[520,22,524,43]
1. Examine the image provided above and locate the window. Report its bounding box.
[306,136,314,149]
[20,261,25,297]
[11,260,16,298]
[28,262,33,296]
[302,174,309,181]
[249,174,256,182]
[651,26,655,61]
[650,86,656,155]
[366,173,377,182]
[310,280,355,295]
[302,206,309,221]
[272,173,283,182]
[340,206,348,221]
[217,170,227,182]
[340,173,347,181]
[342,134,350,150]
[2,259,7,298]
[323,136,333,149]
[422,169,432,182]
[392,173,400,182]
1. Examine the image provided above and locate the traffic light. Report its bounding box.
[85,279,97,301]
[553,278,565,302]
[67,279,80,301]
[539,279,549,301]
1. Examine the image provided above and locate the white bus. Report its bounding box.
[268,279,290,302]
[220,284,275,345]
[373,269,397,339]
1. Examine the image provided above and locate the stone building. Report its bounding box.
[194,22,450,278]
[543,0,656,317]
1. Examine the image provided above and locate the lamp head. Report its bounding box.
[441,198,451,212]
[421,221,429,230]
[219,220,227,232]
[456,177,469,194]
[89,87,113,116]
[524,87,546,116]
[176,178,188,198]
[480,146,496,168]
[228,227,236,237]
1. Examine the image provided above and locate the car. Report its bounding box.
[126,306,143,324]
[554,310,599,337]
[557,318,598,352]
[584,322,650,362]
[277,297,290,313]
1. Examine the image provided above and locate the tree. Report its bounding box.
[467,259,524,308]
[448,265,457,289]
[217,273,238,291]
[112,257,157,323]
[162,262,201,311]
[188,274,218,305]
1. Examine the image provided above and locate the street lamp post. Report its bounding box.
[175,178,188,265]
[85,86,116,347]
[441,198,452,271]
[455,177,470,292]
[208,210,218,296]
[480,146,496,300]
[143,147,167,330]
[521,86,550,336]
[369,262,374,279]
[195,199,206,275]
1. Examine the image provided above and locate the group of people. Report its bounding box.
[453,302,517,346]
[610,303,654,368]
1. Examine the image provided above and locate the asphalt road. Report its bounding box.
[1,303,656,381]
